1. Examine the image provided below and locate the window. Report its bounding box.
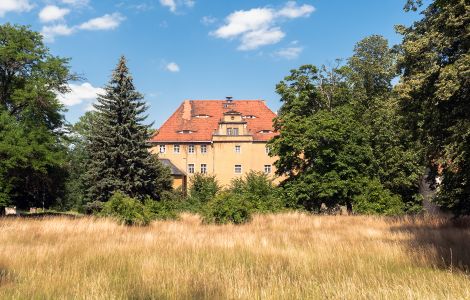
[201,144,207,154]
[235,145,241,153]
[234,164,242,174]
[227,128,239,136]
[264,165,271,174]
[265,146,270,154]
[159,145,166,153]
[188,164,195,174]
[201,164,207,174]
[173,144,180,153]
[188,144,195,154]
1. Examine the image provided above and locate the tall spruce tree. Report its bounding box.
[85,56,171,202]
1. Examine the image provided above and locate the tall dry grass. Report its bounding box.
[0,213,469,299]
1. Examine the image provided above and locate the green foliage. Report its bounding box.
[353,180,405,216]
[188,173,220,208]
[0,24,74,209]
[229,171,284,213]
[202,192,252,225]
[144,190,185,220]
[84,56,172,203]
[83,201,104,215]
[100,192,152,226]
[397,0,470,215]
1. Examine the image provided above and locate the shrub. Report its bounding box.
[188,173,220,210]
[83,201,104,215]
[202,192,252,225]
[100,192,151,226]
[229,171,285,213]
[144,190,184,220]
[353,180,405,216]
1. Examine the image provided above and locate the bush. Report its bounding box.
[229,171,285,213]
[353,180,405,216]
[188,173,220,210]
[83,201,104,215]
[144,190,184,220]
[100,192,151,226]
[202,192,252,225]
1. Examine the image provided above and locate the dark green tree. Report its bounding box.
[84,56,171,202]
[0,24,74,209]
[396,0,470,215]
[347,35,423,212]
[269,65,380,212]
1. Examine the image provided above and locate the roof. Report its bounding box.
[159,159,185,176]
[150,100,278,142]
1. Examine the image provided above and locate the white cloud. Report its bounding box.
[39,5,70,23]
[277,1,315,18]
[274,46,303,59]
[211,1,314,51]
[0,0,33,17]
[61,0,89,7]
[41,24,75,42]
[239,27,285,50]
[160,0,195,13]
[160,0,176,12]
[57,82,104,107]
[166,62,180,72]
[79,13,125,30]
[201,16,217,25]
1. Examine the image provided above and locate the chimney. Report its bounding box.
[226,96,233,103]
[182,100,191,120]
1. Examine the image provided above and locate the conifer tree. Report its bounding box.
[85,56,171,202]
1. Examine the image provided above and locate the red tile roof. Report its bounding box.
[150,100,278,142]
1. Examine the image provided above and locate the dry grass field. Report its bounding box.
[0,213,469,299]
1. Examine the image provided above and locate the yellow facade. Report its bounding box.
[151,141,277,187]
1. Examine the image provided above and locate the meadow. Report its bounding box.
[0,213,469,299]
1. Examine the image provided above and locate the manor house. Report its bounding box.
[150,98,279,190]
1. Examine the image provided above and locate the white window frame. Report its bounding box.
[227,128,232,135]
[264,165,271,174]
[188,164,195,174]
[173,144,180,154]
[188,144,195,154]
[159,145,166,153]
[201,144,207,154]
[233,128,239,136]
[234,164,242,174]
[265,146,270,154]
[235,145,241,153]
[201,164,207,174]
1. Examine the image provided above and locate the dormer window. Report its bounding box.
[258,130,273,134]
[177,130,194,134]
[194,114,211,118]
[242,115,257,119]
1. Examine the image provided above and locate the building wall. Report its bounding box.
[151,141,278,187]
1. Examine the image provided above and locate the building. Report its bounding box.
[149,98,279,189]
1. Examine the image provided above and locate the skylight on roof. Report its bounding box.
[177,130,194,134]
[242,115,257,119]
[194,114,211,118]
[258,130,273,134]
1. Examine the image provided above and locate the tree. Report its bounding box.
[396,0,470,215]
[0,24,74,209]
[347,35,423,212]
[84,56,172,203]
[62,112,96,210]
[269,65,379,212]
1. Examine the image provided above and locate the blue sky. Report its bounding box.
[1,0,423,127]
